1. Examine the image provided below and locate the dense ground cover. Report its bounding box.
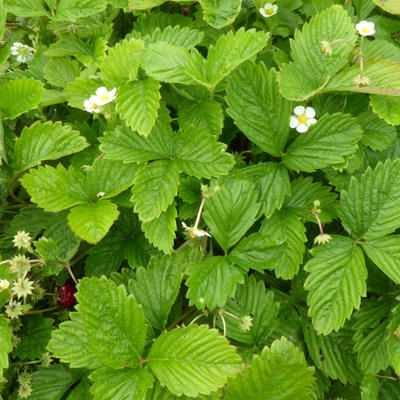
[0,0,400,398]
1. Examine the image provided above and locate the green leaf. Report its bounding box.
[46,36,96,65]
[90,367,154,400]
[203,178,260,252]
[131,160,180,222]
[324,57,400,96]
[361,375,380,400]
[127,0,165,10]
[116,79,161,136]
[47,312,101,369]
[304,236,367,334]
[4,0,49,17]
[175,128,234,178]
[186,256,244,310]
[228,233,285,273]
[0,316,11,379]
[283,113,362,172]
[148,325,243,397]
[259,209,306,279]
[240,162,291,218]
[362,236,400,284]
[279,5,357,100]
[13,121,88,174]
[21,165,88,212]
[226,337,315,400]
[200,0,241,29]
[226,63,292,157]
[101,38,144,88]
[339,159,400,240]
[13,315,54,360]
[142,204,177,254]
[75,277,147,369]
[64,77,103,109]
[370,95,400,126]
[353,297,391,374]
[386,301,400,375]
[100,117,175,163]
[55,0,107,21]
[372,0,400,14]
[43,58,81,88]
[178,100,224,137]
[0,79,43,120]
[68,200,120,243]
[128,253,182,329]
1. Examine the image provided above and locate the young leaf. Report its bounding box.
[186,256,244,310]
[101,38,144,88]
[226,337,315,399]
[116,79,161,136]
[67,200,120,244]
[20,164,88,212]
[200,0,241,29]
[226,63,292,157]
[75,277,147,369]
[47,313,102,369]
[0,79,43,120]
[304,236,367,335]
[128,253,182,329]
[203,178,260,252]
[339,159,400,240]
[131,160,180,222]
[90,367,154,400]
[13,121,88,174]
[54,0,107,21]
[362,236,400,284]
[147,325,243,397]
[279,5,357,100]
[141,203,177,254]
[175,128,234,178]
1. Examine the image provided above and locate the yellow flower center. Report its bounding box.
[265,8,274,15]
[298,114,308,124]
[361,27,370,34]
[99,94,109,102]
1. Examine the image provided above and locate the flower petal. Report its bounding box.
[296,123,308,133]
[294,106,305,116]
[96,87,108,96]
[259,8,267,17]
[305,107,315,118]
[290,116,299,128]
[307,118,317,126]
[109,88,117,97]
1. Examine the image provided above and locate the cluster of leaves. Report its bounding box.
[0,0,400,399]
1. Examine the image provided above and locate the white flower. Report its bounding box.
[259,3,278,18]
[0,279,10,290]
[290,106,317,133]
[356,21,375,36]
[182,222,211,239]
[10,42,34,63]
[91,87,117,106]
[84,97,101,114]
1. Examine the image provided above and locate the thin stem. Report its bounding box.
[166,307,196,331]
[24,306,59,315]
[359,36,365,77]
[194,197,206,230]
[65,264,78,285]
[219,312,227,337]
[327,38,355,51]
[7,178,27,205]
[189,313,206,326]
[376,375,400,381]
[313,212,324,237]
[222,310,241,321]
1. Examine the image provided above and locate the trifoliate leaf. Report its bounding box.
[54,0,107,21]
[101,38,144,88]
[13,121,88,173]
[43,57,81,88]
[131,160,180,222]
[47,312,101,369]
[203,178,260,252]
[67,200,120,244]
[226,63,292,157]
[304,236,367,334]
[148,325,243,397]
[339,159,400,240]
[199,0,241,29]
[186,256,244,310]
[0,79,43,120]
[283,113,362,172]
[75,277,146,369]
[116,79,161,136]
[226,337,315,400]
[175,128,234,178]
[128,253,182,329]
[90,367,154,400]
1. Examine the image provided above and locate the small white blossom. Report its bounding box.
[290,106,317,133]
[84,97,101,114]
[356,21,375,36]
[182,222,211,239]
[97,192,105,198]
[0,279,10,290]
[259,3,278,18]
[91,87,117,106]
[10,42,34,63]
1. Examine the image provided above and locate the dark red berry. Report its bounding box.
[57,284,77,308]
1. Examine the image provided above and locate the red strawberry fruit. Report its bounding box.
[57,283,77,308]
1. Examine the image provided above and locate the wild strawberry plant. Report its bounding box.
[0,0,400,398]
